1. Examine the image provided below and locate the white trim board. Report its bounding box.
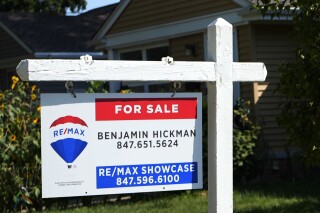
[100,8,246,49]
[99,7,289,49]
[92,0,252,42]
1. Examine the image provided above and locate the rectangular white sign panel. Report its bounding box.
[41,93,202,198]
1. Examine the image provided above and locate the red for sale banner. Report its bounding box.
[95,98,198,121]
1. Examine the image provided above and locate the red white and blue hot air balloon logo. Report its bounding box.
[49,116,89,168]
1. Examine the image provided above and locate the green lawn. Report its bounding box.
[234,179,320,213]
[44,179,320,213]
[45,192,207,213]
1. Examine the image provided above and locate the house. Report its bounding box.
[0,0,300,177]
[91,0,299,177]
[0,4,117,92]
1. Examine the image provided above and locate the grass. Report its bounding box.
[234,179,320,213]
[45,191,208,213]
[43,179,320,213]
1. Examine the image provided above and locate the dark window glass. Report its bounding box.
[120,50,142,60]
[146,46,169,61]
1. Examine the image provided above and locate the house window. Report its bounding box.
[146,46,169,61]
[120,50,142,60]
[119,45,169,92]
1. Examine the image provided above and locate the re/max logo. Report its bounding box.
[53,128,85,137]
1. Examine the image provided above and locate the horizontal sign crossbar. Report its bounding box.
[16,59,266,82]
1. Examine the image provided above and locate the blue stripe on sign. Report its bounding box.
[96,162,198,189]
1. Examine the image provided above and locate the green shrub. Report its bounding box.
[233,99,261,180]
[0,76,41,212]
[202,98,261,187]
[86,81,108,93]
[252,0,320,166]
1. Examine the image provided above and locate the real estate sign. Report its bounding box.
[41,93,202,198]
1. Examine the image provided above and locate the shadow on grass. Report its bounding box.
[235,200,320,213]
[234,178,320,213]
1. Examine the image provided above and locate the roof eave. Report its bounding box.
[92,0,131,43]
[0,21,33,54]
[99,8,246,49]
[238,9,293,22]
[92,0,253,43]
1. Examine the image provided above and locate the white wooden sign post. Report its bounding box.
[16,18,266,213]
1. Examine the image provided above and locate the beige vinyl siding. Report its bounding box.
[170,33,204,61]
[109,0,241,35]
[237,25,255,108]
[254,24,295,149]
[0,27,28,59]
[169,33,205,91]
[238,23,295,157]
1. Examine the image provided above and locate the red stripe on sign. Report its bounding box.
[95,98,197,121]
[50,115,88,128]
